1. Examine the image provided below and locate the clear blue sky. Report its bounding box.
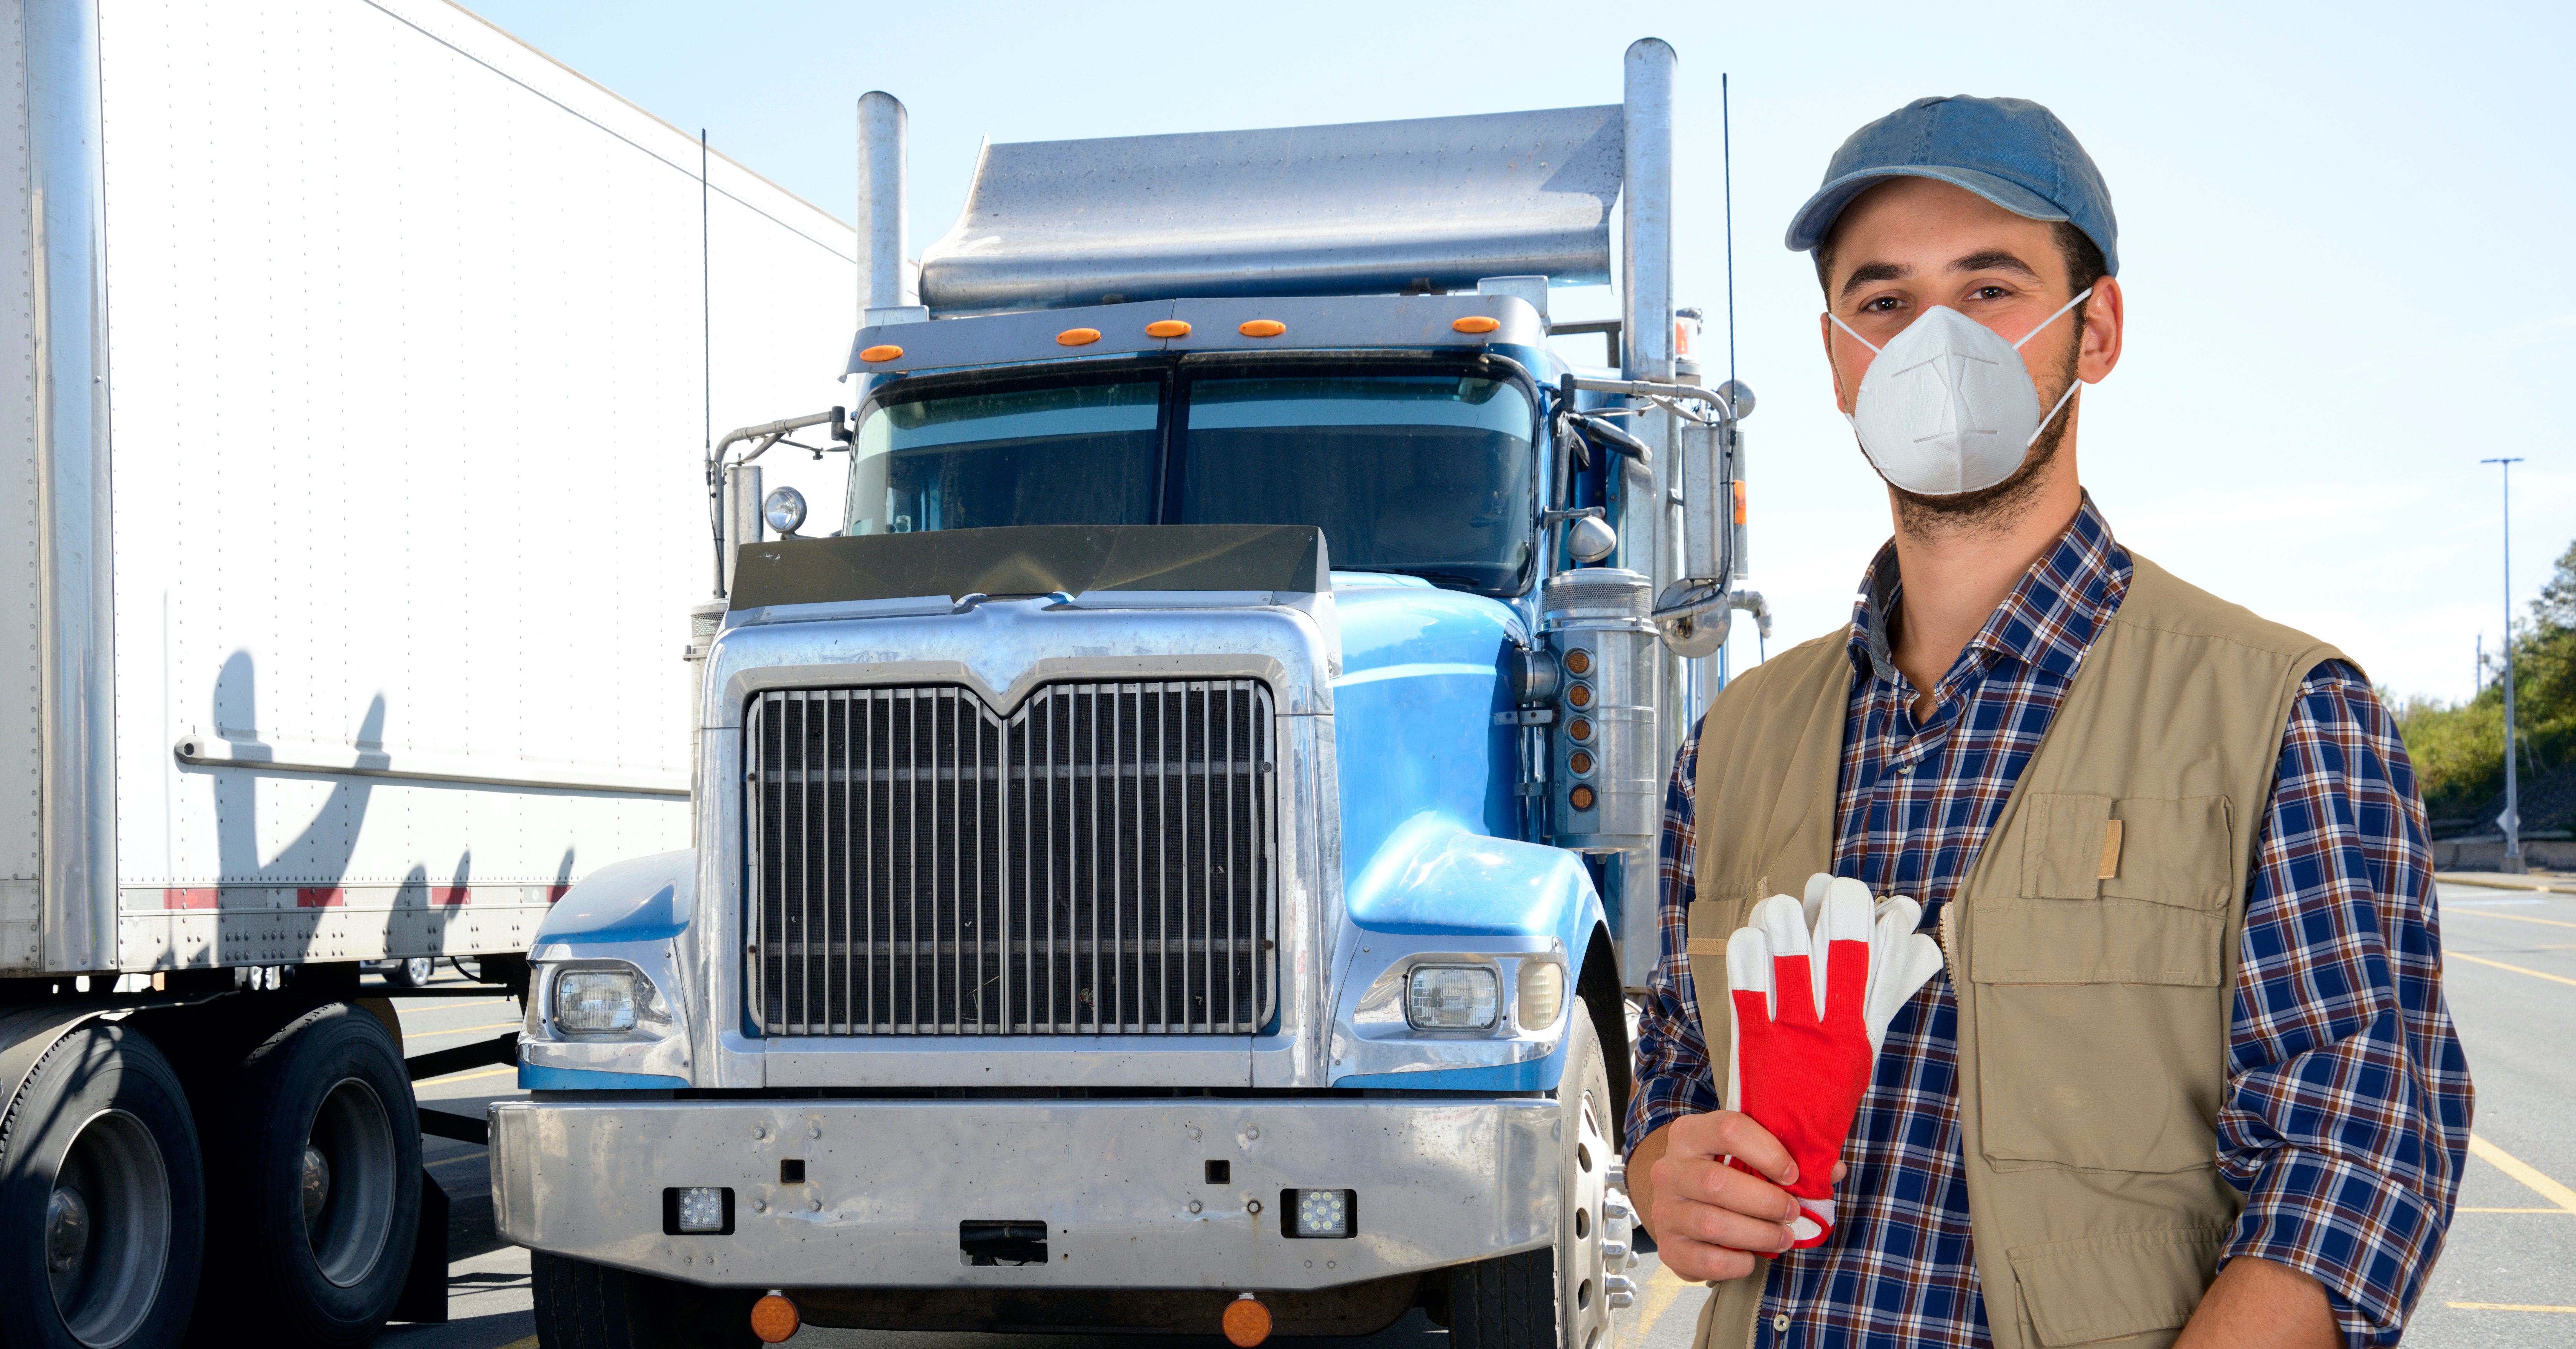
[466,0,2572,702]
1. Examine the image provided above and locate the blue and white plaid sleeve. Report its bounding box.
[2218,661,2472,1344]
[1627,720,1721,1152]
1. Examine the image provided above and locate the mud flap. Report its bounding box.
[391,1170,450,1323]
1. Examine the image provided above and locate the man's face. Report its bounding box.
[1818,176,2103,418]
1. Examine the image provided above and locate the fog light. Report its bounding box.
[555,970,639,1034]
[1286,1188,1355,1238]
[663,1186,733,1234]
[1517,960,1564,1031]
[1406,966,1497,1030]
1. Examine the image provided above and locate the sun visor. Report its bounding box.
[917,105,1623,314]
[728,524,1329,610]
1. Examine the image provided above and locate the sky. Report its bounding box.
[464,0,2573,704]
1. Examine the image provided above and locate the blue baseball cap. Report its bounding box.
[1785,96,2117,276]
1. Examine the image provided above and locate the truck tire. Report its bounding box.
[381,959,434,991]
[0,1021,205,1349]
[531,1250,761,1349]
[194,1003,420,1348]
[1446,994,1617,1348]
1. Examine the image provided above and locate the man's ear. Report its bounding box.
[2076,276,2125,384]
[1819,311,1856,414]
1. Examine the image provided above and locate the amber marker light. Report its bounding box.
[1563,649,1592,676]
[750,1291,801,1343]
[858,344,903,363]
[1566,684,1593,709]
[1146,319,1192,338]
[1568,785,1598,812]
[1056,327,1102,346]
[1569,749,1595,776]
[1238,319,1287,338]
[1451,315,1501,334]
[1733,480,1749,524]
[1222,1292,1274,1347]
[1567,717,1594,742]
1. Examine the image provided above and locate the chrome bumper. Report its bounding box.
[490,1096,1558,1289]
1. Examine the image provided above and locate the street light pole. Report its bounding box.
[2483,456,2527,874]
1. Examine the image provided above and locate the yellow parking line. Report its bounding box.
[426,1151,488,1171]
[2446,1302,2576,1311]
[404,1021,522,1037]
[2449,952,2576,988]
[1631,1263,1693,1341]
[416,1065,516,1085]
[2450,910,2576,931]
[2469,1135,2576,1213]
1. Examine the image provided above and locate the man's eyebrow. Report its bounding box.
[1836,261,1907,299]
[1951,249,2042,280]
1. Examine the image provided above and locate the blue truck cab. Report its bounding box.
[493,39,1762,1349]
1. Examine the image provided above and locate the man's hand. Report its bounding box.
[1630,1112,1848,1283]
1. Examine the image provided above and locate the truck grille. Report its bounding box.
[746,680,1278,1036]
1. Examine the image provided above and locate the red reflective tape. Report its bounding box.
[296,887,347,908]
[429,886,469,907]
[546,884,571,904]
[163,888,217,910]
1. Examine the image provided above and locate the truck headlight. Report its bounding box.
[551,966,667,1037]
[1405,966,1497,1030]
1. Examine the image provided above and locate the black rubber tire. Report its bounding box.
[379,959,431,991]
[1445,995,1614,1349]
[1447,1245,1558,1349]
[191,1002,421,1348]
[530,1250,760,1349]
[0,1021,205,1349]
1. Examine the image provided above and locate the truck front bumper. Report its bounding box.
[490,1096,1560,1290]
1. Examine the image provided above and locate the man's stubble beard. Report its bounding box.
[1884,340,2081,543]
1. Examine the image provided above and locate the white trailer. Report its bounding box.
[0,1,855,1343]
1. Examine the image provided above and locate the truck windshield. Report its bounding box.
[1179,374,1532,592]
[844,366,1536,593]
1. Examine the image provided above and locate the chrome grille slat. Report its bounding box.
[748,679,1277,1037]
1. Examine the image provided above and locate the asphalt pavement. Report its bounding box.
[376,881,2576,1346]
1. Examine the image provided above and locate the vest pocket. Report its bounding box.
[1977,794,2234,985]
[1969,794,2236,1172]
[2006,1226,2227,1346]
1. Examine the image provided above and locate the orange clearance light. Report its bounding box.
[1732,480,1749,524]
[1563,649,1592,676]
[1146,319,1192,338]
[1568,784,1598,812]
[1566,684,1593,709]
[1238,319,1287,338]
[1222,1292,1274,1347]
[1569,749,1595,776]
[1452,315,1501,334]
[750,1291,801,1343]
[1056,327,1102,347]
[1567,716,1594,742]
[858,344,904,363]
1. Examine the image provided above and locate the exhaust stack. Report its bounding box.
[857,90,919,323]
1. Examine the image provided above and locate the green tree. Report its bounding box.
[2400,537,2576,824]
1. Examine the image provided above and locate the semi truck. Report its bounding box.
[0,1,860,1344]
[500,38,1768,1349]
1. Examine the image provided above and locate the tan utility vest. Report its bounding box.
[1682,554,2345,1349]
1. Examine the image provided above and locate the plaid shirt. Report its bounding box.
[1626,496,2471,1346]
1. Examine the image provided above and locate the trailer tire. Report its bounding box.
[194,1002,420,1348]
[0,1020,205,1349]
[531,1250,760,1349]
[1444,994,1616,1348]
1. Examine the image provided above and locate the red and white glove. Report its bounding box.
[1723,874,1946,1248]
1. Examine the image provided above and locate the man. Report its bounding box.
[1621,96,2470,1347]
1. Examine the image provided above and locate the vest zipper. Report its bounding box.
[1938,896,1959,979]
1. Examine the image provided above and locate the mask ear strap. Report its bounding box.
[1826,311,1882,355]
[2011,286,2094,350]
[2024,378,2082,448]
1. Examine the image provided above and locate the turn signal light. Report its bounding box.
[1146,319,1192,338]
[858,344,903,363]
[1056,327,1101,346]
[1238,319,1287,338]
[1451,315,1501,334]
[1733,480,1749,525]
[1222,1292,1274,1346]
[750,1291,800,1343]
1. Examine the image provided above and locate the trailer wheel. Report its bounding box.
[1445,994,1616,1348]
[531,1250,760,1349]
[196,1003,420,1348]
[380,958,434,990]
[0,1021,204,1349]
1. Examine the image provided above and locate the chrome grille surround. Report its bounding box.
[747,679,1279,1036]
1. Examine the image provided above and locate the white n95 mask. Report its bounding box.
[1830,288,2091,496]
